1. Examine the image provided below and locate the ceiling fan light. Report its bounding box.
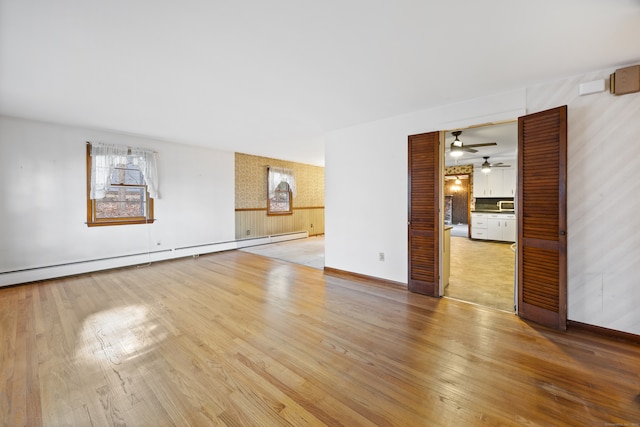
[450,144,463,157]
[481,157,492,173]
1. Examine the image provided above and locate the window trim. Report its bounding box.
[266,167,293,216]
[86,143,155,227]
[267,187,293,216]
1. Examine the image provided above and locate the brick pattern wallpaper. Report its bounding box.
[235,153,324,209]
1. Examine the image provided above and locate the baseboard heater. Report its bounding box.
[0,231,308,287]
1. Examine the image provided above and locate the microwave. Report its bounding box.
[498,200,515,211]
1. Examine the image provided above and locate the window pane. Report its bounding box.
[96,186,146,218]
[269,190,290,212]
[109,159,144,185]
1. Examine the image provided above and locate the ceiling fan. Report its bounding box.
[448,130,497,157]
[481,156,510,173]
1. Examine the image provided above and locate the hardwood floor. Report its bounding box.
[446,236,516,312]
[1,251,639,426]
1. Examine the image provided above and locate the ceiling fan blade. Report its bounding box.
[493,164,511,168]
[462,147,478,153]
[463,142,498,148]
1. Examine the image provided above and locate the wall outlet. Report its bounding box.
[310,224,313,228]
[379,252,385,261]
[246,230,251,236]
[156,241,161,246]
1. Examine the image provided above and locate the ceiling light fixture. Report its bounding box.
[481,158,492,173]
[450,131,464,157]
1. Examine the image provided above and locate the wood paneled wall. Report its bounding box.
[235,153,324,239]
[235,207,324,238]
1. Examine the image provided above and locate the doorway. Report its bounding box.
[443,122,517,312]
[444,174,470,238]
[408,107,567,329]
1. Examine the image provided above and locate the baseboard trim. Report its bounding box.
[1,231,308,287]
[567,320,640,344]
[323,267,406,290]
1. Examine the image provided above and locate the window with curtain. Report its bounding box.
[267,166,296,215]
[86,142,159,226]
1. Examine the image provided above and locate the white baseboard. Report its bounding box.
[0,231,308,287]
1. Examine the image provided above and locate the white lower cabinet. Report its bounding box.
[472,213,516,242]
[471,213,488,239]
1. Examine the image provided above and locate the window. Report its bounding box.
[267,167,295,215]
[86,143,158,226]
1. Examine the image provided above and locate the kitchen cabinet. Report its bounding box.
[472,212,515,242]
[473,172,489,197]
[473,167,516,198]
[502,169,517,197]
[487,213,516,242]
[471,213,488,239]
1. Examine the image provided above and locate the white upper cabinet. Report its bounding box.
[473,171,489,197]
[473,165,517,198]
[502,169,517,197]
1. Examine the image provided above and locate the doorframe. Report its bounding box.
[440,121,518,302]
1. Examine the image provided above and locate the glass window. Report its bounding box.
[267,167,294,215]
[86,144,155,226]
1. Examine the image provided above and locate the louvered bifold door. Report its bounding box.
[408,131,440,296]
[517,106,567,330]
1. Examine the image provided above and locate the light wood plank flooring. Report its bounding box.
[446,236,516,312]
[1,251,639,426]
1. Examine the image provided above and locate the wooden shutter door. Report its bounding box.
[408,132,440,296]
[517,106,567,330]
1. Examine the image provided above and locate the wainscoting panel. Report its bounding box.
[235,208,324,239]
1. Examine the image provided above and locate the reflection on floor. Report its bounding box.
[240,234,514,312]
[239,236,325,270]
[446,236,515,312]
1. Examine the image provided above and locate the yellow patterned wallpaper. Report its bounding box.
[445,164,473,176]
[235,153,325,209]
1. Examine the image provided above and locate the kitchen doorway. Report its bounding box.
[444,174,470,237]
[443,122,517,312]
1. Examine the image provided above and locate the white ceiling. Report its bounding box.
[444,121,517,168]
[1,1,639,166]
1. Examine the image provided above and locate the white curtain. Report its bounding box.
[268,167,296,198]
[90,144,128,199]
[90,143,160,200]
[130,148,159,199]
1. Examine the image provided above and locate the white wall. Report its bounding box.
[325,69,640,335]
[527,70,640,335]
[0,116,236,285]
[325,89,526,283]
